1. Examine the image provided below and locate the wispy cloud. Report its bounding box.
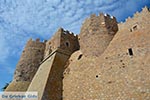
[0,64,14,75]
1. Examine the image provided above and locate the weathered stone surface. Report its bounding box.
[5,81,30,91]
[63,7,150,100]
[79,13,118,57]
[27,29,80,100]
[6,6,150,100]
[6,39,46,91]
[44,28,79,58]
[14,39,45,82]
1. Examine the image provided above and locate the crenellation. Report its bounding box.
[27,38,46,44]
[64,30,70,34]
[44,27,79,58]
[106,13,110,17]
[43,40,47,43]
[98,13,104,17]
[119,6,150,31]
[110,16,114,19]
[125,16,131,22]
[133,11,139,17]
[142,6,149,12]
[104,13,107,16]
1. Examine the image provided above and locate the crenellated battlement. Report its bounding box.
[118,6,150,30]
[79,13,118,57]
[85,13,116,21]
[25,38,46,50]
[81,13,118,36]
[27,38,47,44]
[103,13,116,20]
[62,28,78,38]
[44,28,79,58]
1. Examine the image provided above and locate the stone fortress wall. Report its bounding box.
[119,6,150,32]
[5,38,46,91]
[79,13,118,57]
[44,28,79,58]
[6,27,80,92]
[14,38,46,82]
[5,6,150,100]
[27,28,80,100]
[63,6,150,100]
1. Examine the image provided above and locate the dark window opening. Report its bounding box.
[78,54,83,60]
[96,75,98,78]
[65,42,69,47]
[130,29,132,32]
[133,25,137,31]
[128,48,133,56]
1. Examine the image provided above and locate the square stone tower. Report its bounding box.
[79,13,118,57]
[27,28,80,100]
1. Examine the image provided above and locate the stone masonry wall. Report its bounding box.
[27,28,80,100]
[44,28,79,58]
[44,28,62,58]
[60,29,79,54]
[79,13,118,57]
[63,6,150,100]
[14,38,45,82]
[118,6,150,32]
[6,6,150,100]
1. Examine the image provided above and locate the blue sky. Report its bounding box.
[0,0,150,90]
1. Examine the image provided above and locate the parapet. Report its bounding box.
[80,13,118,35]
[119,6,150,24]
[118,6,150,30]
[60,28,79,52]
[62,28,78,38]
[142,6,150,12]
[27,38,46,43]
[25,38,46,50]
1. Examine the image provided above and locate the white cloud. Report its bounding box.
[0,39,10,62]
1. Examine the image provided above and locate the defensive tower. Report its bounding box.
[44,28,79,58]
[6,39,45,91]
[27,28,80,100]
[79,13,118,57]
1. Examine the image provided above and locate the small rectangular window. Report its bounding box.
[128,48,133,56]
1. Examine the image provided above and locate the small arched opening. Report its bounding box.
[77,54,83,60]
[65,41,70,47]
